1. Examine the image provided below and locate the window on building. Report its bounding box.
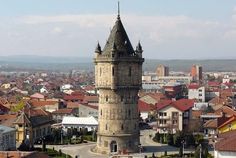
[121,96,124,102]
[129,67,132,76]
[105,124,108,130]
[100,109,102,116]
[128,109,131,117]
[112,67,114,76]
[121,124,124,130]
[100,67,102,76]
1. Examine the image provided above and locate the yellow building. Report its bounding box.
[14,109,53,148]
[218,116,236,133]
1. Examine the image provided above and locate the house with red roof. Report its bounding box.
[156,99,194,133]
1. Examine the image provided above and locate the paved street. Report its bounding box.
[41,129,194,158]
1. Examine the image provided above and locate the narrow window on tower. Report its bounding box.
[100,109,102,116]
[100,67,102,76]
[121,124,124,130]
[105,124,108,130]
[129,67,132,76]
[121,96,124,102]
[105,96,108,102]
[128,109,131,117]
[112,66,114,76]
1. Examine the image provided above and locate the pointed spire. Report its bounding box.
[117,1,120,20]
[95,42,102,54]
[136,40,142,52]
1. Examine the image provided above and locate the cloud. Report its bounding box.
[0,12,236,59]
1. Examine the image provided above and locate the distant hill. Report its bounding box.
[0,55,236,72]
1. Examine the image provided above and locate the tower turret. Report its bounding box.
[135,41,143,58]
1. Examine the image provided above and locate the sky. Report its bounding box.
[1,0,236,59]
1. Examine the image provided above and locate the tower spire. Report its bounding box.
[117,1,120,19]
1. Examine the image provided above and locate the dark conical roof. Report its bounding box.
[95,42,102,53]
[102,17,134,55]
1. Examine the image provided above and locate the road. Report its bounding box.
[41,129,193,158]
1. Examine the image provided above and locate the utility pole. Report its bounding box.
[199,144,202,158]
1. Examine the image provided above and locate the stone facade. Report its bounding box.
[94,14,144,154]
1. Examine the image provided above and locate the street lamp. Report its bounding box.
[181,140,185,157]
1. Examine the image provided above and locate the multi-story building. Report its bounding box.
[188,84,205,102]
[94,11,144,154]
[0,125,16,151]
[156,99,194,133]
[14,109,53,148]
[190,65,203,82]
[156,65,169,77]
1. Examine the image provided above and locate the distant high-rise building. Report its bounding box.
[190,65,202,81]
[94,7,144,154]
[156,65,169,77]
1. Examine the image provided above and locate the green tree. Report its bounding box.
[166,133,174,145]
[11,100,25,112]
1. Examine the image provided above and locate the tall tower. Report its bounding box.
[190,65,202,82]
[94,7,144,154]
[156,64,169,77]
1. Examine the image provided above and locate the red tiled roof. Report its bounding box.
[83,95,98,103]
[173,99,194,111]
[138,100,155,112]
[24,108,50,117]
[66,102,80,108]
[52,108,74,114]
[208,81,221,87]
[203,119,217,128]
[30,93,45,99]
[63,95,84,101]
[30,100,58,107]
[215,106,236,117]
[156,100,172,111]
[188,84,200,89]
[156,99,194,112]
[216,130,236,152]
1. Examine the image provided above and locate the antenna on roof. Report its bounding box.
[117,1,120,19]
